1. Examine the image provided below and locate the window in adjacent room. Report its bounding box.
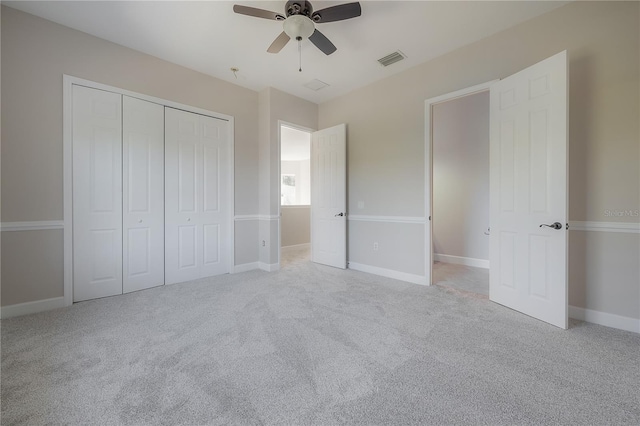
[280,126,311,206]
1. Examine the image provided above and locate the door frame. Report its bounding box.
[424,80,497,285]
[63,75,235,306]
[277,120,315,269]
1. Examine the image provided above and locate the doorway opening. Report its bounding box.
[431,90,490,297]
[425,81,496,297]
[279,123,313,269]
[425,53,568,329]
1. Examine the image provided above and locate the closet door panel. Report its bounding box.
[179,225,198,268]
[201,116,230,277]
[165,108,202,284]
[165,108,230,284]
[178,140,198,213]
[203,146,219,212]
[73,85,123,302]
[204,224,220,265]
[123,96,165,293]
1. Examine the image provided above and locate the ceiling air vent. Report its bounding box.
[304,79,330,91]
[378,50,406,67]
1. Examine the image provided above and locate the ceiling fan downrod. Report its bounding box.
[297,36,302,72]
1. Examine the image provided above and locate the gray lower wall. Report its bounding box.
[281,206,310,247]
[1,229,64,306]
[234,220,259,266]
[348,221,425,277]
[568,231,639,320]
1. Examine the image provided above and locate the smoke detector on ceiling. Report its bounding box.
[378,50,407,67]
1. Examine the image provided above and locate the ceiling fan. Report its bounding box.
[233,1,362,56]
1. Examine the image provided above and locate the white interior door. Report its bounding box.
[489,51,568,329]
[122,96,165,293]
[72,85,123,302]
[311,123,347,269]
[165,107,230,284]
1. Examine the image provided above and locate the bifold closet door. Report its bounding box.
[73,85,123,302]
[122,96,165,293]
[165,107,231,284]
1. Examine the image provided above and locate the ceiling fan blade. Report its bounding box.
[233,5,285,21]
[311,2,361,23]
[309,29,337,55]
[267,31,291,53]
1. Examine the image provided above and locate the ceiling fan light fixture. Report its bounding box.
[233,1,361,55]
[283,15,315,39]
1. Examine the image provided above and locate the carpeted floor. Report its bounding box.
[432,261,489,297]
[281,244,311,269]
[2,248,639,425]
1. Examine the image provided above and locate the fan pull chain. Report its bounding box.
[297,36,302,72]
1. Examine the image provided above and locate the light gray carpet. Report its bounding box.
[281,244,310,269]
[433,262,489,297]
[2,250,639,425]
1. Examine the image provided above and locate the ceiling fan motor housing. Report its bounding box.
[285,1,314,17]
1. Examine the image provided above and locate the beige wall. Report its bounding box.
[319,1,639,320]
[281,207,310,247]
[433,91,490,261]
[1,5,3,308]
[1,6,260,305]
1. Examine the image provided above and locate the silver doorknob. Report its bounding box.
[540,222,562,230]
[335,212,345,217]
[138,219,143,223]
[187,218,191,222]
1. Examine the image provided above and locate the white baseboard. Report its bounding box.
[348,262,427,286]
[232,262,260,273]
[281,243,310,251]
[434,254,490,269]
[259,262,280,272]
[569,305,639,334]
[234,262,279,273]
[1,296,66,319]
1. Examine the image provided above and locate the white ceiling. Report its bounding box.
[281,125,311,161]
[5,0,568,104]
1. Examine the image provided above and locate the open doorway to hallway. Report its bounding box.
[431,90,490,297]
[279,123,312,269]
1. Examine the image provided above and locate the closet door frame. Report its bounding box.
[63,75,235,307]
